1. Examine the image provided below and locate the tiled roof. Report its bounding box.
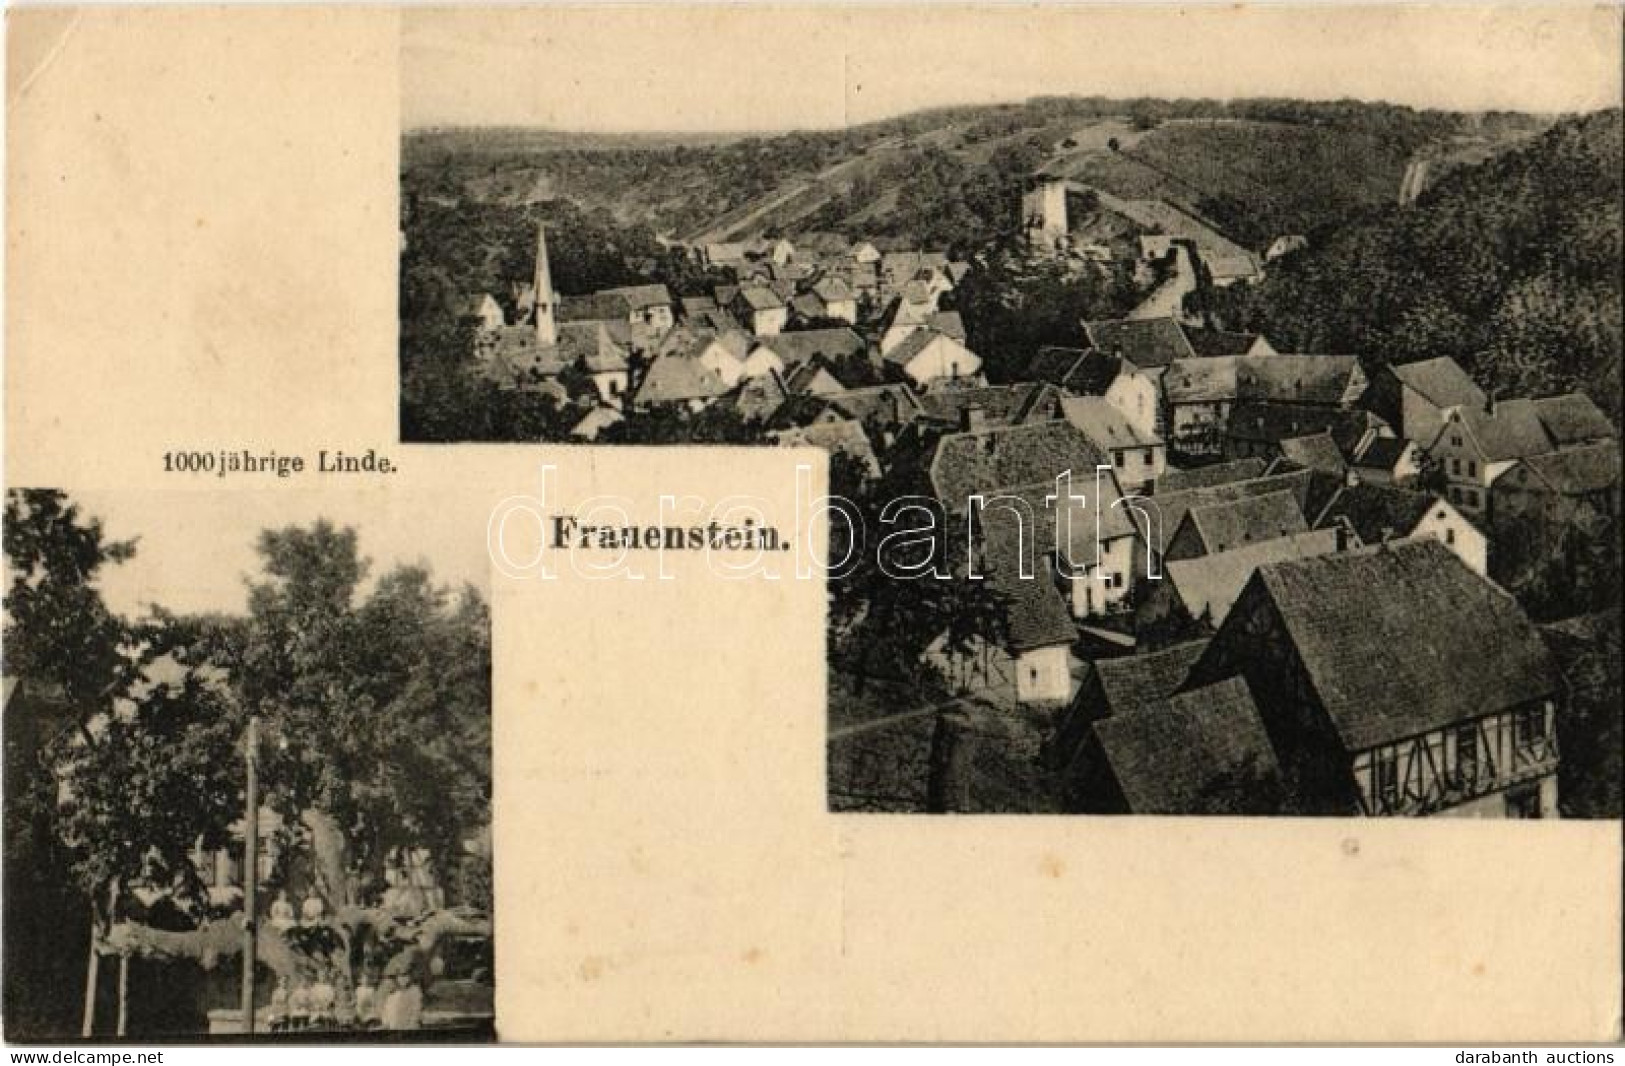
[1277,432,1347,476]
[1166,529,1340,625]
[775,418,881,478]
[1083,317,1196,370]
[1533,393,1616,447]
[1234,355,1363,406]
[784,360,845,396]
[1136,470,1318,556]
[1351,436,1411,472]
[558,292,633,323]
[824,384,926,428]
[918,383,1063,428]
[1514,441,1622,496]
[1456,398,1556,462]
[734,285,784,311]
[1061,395,1160,449]
[930,420,1112,511]
[1390,357,1486,410]
[1164,357,1240,404]
[725,371,790,424]
[632,352,729,406]
[1312,482,1440,545]
[759,327,866,368]
[927,310,966,342]
[600,283,673,311]
[1182,327,1268,358]
[1235,538,1560,751]
[1090,640,1212,720]
[811,276,854,303]
[1179,490,1308,555]
[1093,676,1285,814]
[472,325,568,384]
[1155,459,1268,494]
[1226,401,1374,449]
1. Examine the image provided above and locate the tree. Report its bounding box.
[3,490,236,1037]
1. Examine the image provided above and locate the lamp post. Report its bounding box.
[240,715,260,1035]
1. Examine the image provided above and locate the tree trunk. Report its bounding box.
[79,903,99,1038]
[115,954,130,1037]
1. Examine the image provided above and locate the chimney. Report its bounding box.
[1333,518,1353,552]
[961,404,987,433]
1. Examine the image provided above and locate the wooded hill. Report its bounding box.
[402,97,1550,253]
[1217,108,1624,423]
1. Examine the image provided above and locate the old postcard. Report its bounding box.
[6,3,1623,1044]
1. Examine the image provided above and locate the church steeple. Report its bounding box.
[533,221,558,347]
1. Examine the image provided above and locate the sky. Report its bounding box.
[64,487,493,619]
[402,4,1623,133]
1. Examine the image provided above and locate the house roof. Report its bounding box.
[734,284,785,312]
[558,291,634,323]
[1138,470,1319,556]
[918,383,1063,429]
[1061,395,1160,450]
[823,384,925,428]
[600,284,673,311]
[1178,490,1308,555]
[1277,432,1347,476]
[725,371,790,424]
[975,476,1141,574]
[1155,458,1269,494]
[1164,357,1241,404]
[1089,640,1212,720]
[1226,401,1374,449]
[927,310,967,342]
[569,405,624,441]
[1234,355,1363,406]
[1166,529,1340,625]
[775,418,882,479]
[1513,441,1622,496]
[1182,327,1269,358]
[1533,393,1615,447]
[704,242,748,262]
[759,327,866,368]
[631,352,729,405]
[1390,357,1487,410]
[784,360,845,396]
[1455,398,1556,462]
[1093,676,1284,814]
[1351,435,1413,472]
[977,525,1078,653]
[1083,317,1196,370]
[472,325,569,383]
[1312,482,1444,545]
[930,420,1111,511]
[811,276,854,302]
[883,327,961,368]
[791,293,825,320]
[1234,538,1560,751]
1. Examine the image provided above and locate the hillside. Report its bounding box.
[1217,109,1624,421]
[401,98,1549,253]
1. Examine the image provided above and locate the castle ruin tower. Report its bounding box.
[533,221,559,347]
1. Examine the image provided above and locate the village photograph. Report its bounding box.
[399,10,1621,818]
[2,490,494,1040]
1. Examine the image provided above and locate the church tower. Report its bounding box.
[533,221,558,347]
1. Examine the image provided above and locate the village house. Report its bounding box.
[1277,432,1348,478]
[1129,467,1331,574]
[784,359,845,397]
[809,276,859,324]
[1489,439,1621,591]
[1060,395,1166,493]
[1361,356,1486,446]
[1156,528,1343,630]
[773,418,882,479]
[1424,393,1614,518]
[1086,317,1197,441]
[915,383,1065,432]
[730,284,789,336]
[1312,480,1487,576]
[741,327,866,382]
[1347,435,1423,486]
[628,349,729,412]
[458,293,506,330]
[1163,489,1310,562]
[1074,676,1287,815]
[882,327,983,389]
[1185,539,1562,817]
[598,283,676,334]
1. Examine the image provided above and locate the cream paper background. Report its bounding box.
[7,4,1621,1043]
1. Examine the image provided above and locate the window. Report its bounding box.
[1445,527,1456,546]
[1452,434,1463,447]
[1114,452,1124,468]
[1467,460,1477,477]
[1456,724,1478,786]
[1505,785,1542,819]
[1143,449,1153,465]
[1450,458,1461,476]
[1513,706,1546,748]
[1465,490,1479,508]
[1374,748,1400,809]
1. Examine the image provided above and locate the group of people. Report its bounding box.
[265,970,424,1032]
